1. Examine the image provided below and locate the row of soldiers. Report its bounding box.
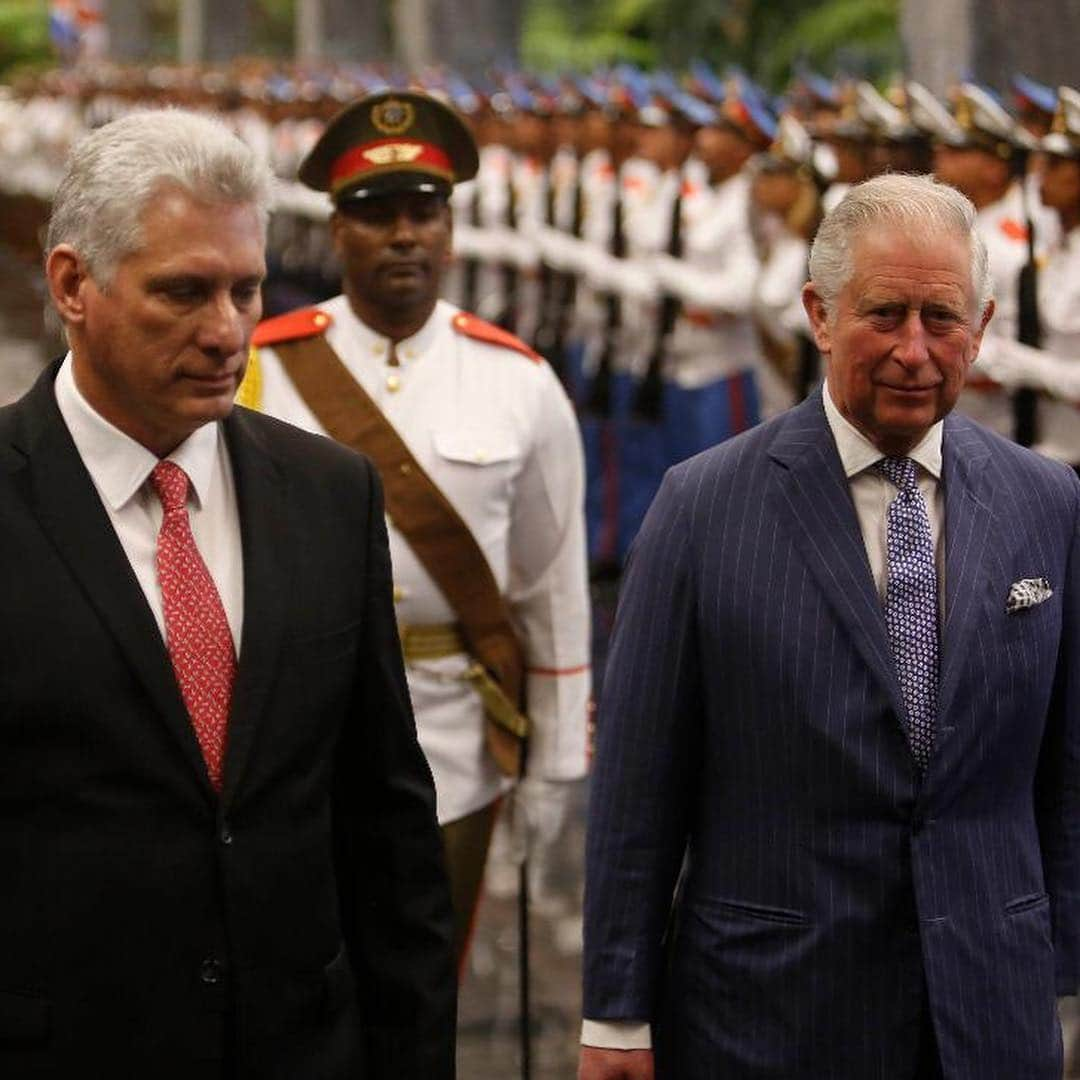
[5,61,1080,567]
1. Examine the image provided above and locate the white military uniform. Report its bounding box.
[251,296,591,825]
[449,141,514,323]
[752,211,813,417]
[980,224,1080,464]
[964,181,1042,436]
[653,169,762,393]
[1033,225,1080,463]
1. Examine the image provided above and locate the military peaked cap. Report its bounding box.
[299,89,479,203]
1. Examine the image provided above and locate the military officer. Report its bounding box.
[238,90,591,967]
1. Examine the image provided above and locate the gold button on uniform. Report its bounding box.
[393,585,405,603]
[386,374,401,392]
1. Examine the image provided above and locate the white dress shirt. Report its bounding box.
[54,354,244,653]
[582,385,945,1052]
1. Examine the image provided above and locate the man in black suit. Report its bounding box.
[0,108,455,1078]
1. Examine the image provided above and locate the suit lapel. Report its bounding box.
[219,409,291,804]
[935,414,998,731]
[767,393,908,725]
[14,365,213,791]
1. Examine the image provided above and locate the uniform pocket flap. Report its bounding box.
[432,427,519,466]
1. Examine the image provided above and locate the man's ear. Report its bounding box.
[801,282,832,355]
[45,245,90,325]
[968,297,996,366]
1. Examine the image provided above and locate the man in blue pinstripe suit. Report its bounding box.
[579,173,1080,1080]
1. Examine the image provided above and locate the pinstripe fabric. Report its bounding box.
[583,390,1080,1079]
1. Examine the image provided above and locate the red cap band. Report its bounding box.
[329,138,454,192]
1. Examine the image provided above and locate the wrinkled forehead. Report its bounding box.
[849,221,975,283]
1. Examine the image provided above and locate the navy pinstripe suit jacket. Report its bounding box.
[584,391,1080,1079]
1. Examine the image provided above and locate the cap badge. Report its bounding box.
[372,99,415,136]
[362,142,425,165]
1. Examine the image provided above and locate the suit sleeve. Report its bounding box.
[332,458,456,1078]
[582,466,704,1021]
[1036,469,1080,996]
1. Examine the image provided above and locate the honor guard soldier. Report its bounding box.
[989,86,1080,470]
[910,81,1044,441]
[238,90,591,968]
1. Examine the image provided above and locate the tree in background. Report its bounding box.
[0,1,53,79]
[523,0,901,91]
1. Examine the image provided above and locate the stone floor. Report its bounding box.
[457,784,587,1079]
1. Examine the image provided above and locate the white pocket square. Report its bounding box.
[1006,577,1053,614]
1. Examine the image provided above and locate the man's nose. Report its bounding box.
[198,293,247,356]
[389,210,419,245]
[893,311,931,367]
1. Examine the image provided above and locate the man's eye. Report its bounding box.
[159,282,205,303]
[924,310,961,330]
[233,284,261,306]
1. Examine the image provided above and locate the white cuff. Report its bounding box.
[580,1019,652,1049]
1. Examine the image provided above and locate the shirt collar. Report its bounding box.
[54,353,222,511]
[822,380,943,481]
[333,295,447,362]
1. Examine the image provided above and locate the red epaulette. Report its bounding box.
[450,312,543,364]
[252,308,332,348]
[999,218,1029,243]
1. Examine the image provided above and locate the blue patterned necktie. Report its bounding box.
[876,456,939,771]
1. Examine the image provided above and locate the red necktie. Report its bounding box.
[150,460,236,791]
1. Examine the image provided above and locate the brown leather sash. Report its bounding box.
[272,335,527,777]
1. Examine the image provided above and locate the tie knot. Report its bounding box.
[150,460,190,514]
[875,456,918,492]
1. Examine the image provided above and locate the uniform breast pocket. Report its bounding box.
[430,427,521,533]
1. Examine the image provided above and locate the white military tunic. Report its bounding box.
[254,297,591,824]
[964,182,1045,435]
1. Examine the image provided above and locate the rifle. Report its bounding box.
[497,172,519,334]
[1013,212,1041,447]
[633,180,683,421]
[534,167,584,389]
[585,179,625,418]
[460,181,482,315]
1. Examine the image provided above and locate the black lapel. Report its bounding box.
[218,407,291,804]
[12,363,213,793]
[766,392,908,725]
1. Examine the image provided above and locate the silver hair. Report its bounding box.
[808,173,993,316]
[46,108,272,286]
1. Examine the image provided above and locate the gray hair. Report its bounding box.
[808,173,993,316]
[46,108,272,285]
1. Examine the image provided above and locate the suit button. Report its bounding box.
[200,958,224,985]
[220,824,233,845]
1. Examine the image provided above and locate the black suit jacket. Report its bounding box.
[0,363,456,1079]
